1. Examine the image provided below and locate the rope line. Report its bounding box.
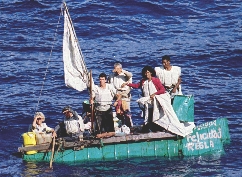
[35,6,63,112]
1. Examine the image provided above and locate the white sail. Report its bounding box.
[63,4,88,92]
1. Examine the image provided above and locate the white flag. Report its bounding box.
[63,9,88,92]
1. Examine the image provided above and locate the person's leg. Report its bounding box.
[113,93,122,107]
[105,108,114,132]
[115,100,122,114]
[124,111,132,127]
[120,96,133,127]
[148,108,154,131]
[95,111,103,134]
[125,96,131,111]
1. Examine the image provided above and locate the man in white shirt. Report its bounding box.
[91,73,117,133]
[155,55,182,100]
[109,63,133,127]
[54,106,84,139]
[109,63,132,111]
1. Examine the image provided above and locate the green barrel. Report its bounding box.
[172,95,194,122]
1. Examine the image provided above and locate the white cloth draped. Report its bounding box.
[63,10,88,92]
[142,80,157,108]
[137,93,195,137]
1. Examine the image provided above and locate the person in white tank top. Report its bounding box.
[155,55,182,100]
[90,73,118,134]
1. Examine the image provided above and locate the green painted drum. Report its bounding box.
[172,95,194,122]
[23,139,182,162]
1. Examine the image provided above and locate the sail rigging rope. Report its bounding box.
[35,5,64,112]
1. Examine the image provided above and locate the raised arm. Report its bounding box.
[127,82,141,89]
[122,69,132,81]
[32,116,38,130]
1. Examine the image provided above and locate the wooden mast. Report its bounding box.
[90,70,94,133]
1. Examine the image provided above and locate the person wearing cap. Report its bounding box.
[155,55,182,100]
[30,112,56,137]
[90,72,117,134]
[54,106,85,139]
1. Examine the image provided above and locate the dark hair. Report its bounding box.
[62,105,79,119]
[141,66,156,78]
[99,73,107,79]
[162,55,170,62]
[62,105,74,113]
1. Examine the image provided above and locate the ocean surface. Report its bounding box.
[1,0,242,176]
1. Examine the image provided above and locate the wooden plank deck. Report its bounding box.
[18,131,177,153]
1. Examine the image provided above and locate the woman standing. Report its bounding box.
[122,66,166,132]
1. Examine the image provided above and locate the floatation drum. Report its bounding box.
[172,95,194,122]
[22,132,37,154]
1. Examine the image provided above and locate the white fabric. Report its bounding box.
[136,97,152,124]
[142,80,157,108]
[137,93,195,137]
[64,115,84,134]
[155,66,182,95]
[92,83,116,111]
[109,70,132,110]
[121,125,130,134]
[78,115,85,132]
[84,122,91,130]
[33,123,52,133]
[109,70,132,91]
[63,10,88,92]
[114,125,130,135]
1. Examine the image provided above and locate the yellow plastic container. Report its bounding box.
[22,132,37,155]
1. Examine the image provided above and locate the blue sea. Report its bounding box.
[1,0,242,176]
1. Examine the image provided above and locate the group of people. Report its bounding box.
[29,106,87,140]
[30,55,184,139]
[89,55,183,134]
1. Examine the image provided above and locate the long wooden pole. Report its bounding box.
[90,70,94,133]
[49,136,55,169]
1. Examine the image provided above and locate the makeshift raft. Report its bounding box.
[18,118,230,162]
[17,3,230,162]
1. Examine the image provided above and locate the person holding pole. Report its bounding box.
[90,73,119,134]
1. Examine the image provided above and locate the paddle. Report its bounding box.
[49,136,55,169]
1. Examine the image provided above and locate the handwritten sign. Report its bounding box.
[181,118,229,156]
